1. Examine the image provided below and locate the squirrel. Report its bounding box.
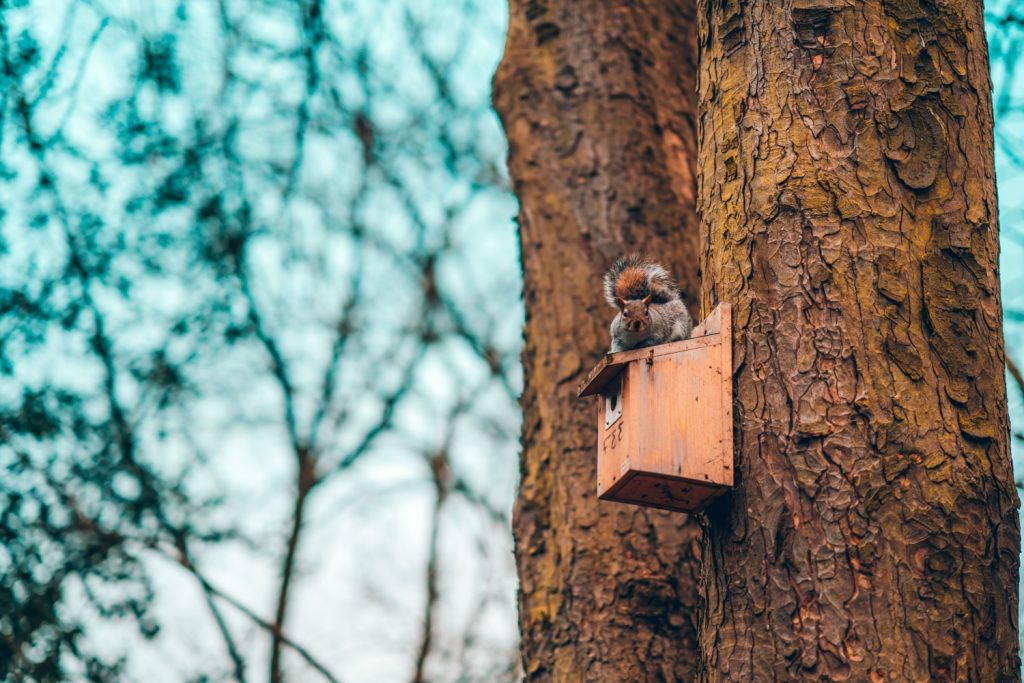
[603,255,694,353]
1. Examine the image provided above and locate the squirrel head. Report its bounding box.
[617,294,652,334]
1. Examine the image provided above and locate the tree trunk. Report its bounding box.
[696,1,1020,681]
[494,2,703,679]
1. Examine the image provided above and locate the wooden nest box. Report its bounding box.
[577,303,734,513]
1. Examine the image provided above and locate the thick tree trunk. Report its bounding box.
[494,2,702,679]
[697,1,1020,681]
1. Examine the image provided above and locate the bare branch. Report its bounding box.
[1007,353,1024,402]
[167,548,342,683]
[175,539,248,683]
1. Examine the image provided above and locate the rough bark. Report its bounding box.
[494,2,702,680]
[697,1,1020,681]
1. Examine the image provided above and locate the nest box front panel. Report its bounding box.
[640,343,729,486]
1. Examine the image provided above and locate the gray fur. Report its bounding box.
[609,298,694,353]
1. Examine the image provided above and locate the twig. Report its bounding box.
[411,486,443,683]
[269,454,316,683]
[411,423,455,683]
[1006,353,1024,402]
[177,539,249,683]
[168,550,342,683]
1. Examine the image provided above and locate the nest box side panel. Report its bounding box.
[719,303,733,487]
[595,368,639,496]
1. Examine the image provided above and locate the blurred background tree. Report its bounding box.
[4,0,1024,681]
[0,0,520,681]
[990,0,1024,657]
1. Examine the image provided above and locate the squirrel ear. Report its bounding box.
[616,297,627,310]
[642,294,652,307]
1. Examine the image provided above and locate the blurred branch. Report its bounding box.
[238,262,301,451]
[410,403,464,683]
[411,454,445,683]
[167,546,342,683]
[269,450,316,683]
[1007,353,1024,402]
[319,340,430,481]
[175,538,249,683]
[283,0,325,199]
[308,248,365,452]
[452,475,509,527]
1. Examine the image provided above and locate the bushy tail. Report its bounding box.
[603,254,678,306]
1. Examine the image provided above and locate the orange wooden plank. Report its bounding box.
[577,334,720,397]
